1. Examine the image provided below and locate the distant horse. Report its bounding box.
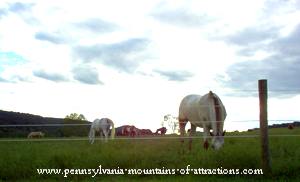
[115,125,129,136]
[139,129,153,136]
[116,125,128,136]
[28,131,45,138]
[288,124,294,130]
[130,125,139,137]
[89,118,115,144]
[178,91,227,150]
[116,126,125,136]
[116,125,139,137]
[155,127,167,135]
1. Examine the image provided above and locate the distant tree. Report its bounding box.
[63,113,89,137]
[64,113,87,121]
[162,114,178,134]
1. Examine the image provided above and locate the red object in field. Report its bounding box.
[288,124,294,130]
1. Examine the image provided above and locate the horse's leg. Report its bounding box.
[203,126,209,150]
[179,119,187,143]
[89,129,95,144]
[189,124,196,151]
[89,129,92,143]
[100,130,104,141]
[179,119,187,154]
[103,129,108,142]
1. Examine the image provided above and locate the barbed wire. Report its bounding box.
[0,134,300,142]
[0,119,298,127]
[227,89,300,92]
[0,123,92,127]
[187,88,300,92]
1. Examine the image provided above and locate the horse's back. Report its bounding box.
[179,94,214,127]
[179,92,226,127]
[179,94,203,121]
[91,119,100,129]
[93,118,112,130]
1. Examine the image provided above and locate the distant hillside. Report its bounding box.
[269,122,300,128]
[248,121,300,132]
[0,110,90,138]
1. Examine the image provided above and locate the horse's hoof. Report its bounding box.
[203,141,209,150]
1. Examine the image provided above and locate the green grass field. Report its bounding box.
[0,128,300,181]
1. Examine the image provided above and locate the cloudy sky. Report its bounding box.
[0,0,300,131]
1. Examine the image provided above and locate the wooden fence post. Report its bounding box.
[258,79,271,174]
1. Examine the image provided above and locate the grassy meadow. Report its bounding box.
[0,127,300,181]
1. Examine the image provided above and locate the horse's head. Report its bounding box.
[210,131,226,150]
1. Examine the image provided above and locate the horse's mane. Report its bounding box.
[107,118,115,139]
[209,91,221,135]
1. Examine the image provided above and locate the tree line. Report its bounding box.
[0,110,90,138]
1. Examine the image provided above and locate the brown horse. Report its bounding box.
[116,125,139,137]
[288,124,294,130]
[155,127,167,135]
[139,129,153,136]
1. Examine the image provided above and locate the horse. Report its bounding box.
[28,131,45,138]
[124,125,139,137]
[178,91,227,150]
[155,127,167,135]
[139,129,153,136]
[115,125,138,137]
[115,125,130,136]
[89,118,115,144]
[288,124,294,130]
[116,126,125,136]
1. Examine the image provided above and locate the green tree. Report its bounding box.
[65,113,86,121]
[63,113,89,137]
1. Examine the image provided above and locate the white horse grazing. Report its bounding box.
[28,131,45,138]
[89,118,115,144]
[178,91,226,150]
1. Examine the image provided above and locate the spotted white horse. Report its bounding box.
[178,91,227,150]
[89,118,115,144]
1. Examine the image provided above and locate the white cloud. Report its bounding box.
[0,0,300,132]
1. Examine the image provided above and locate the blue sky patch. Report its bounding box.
[0,51,26,72]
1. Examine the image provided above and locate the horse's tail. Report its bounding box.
[109,119,115,139]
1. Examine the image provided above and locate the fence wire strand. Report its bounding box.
[0,119,299,127]
[0,134,300,142]
[0,119,299,142]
